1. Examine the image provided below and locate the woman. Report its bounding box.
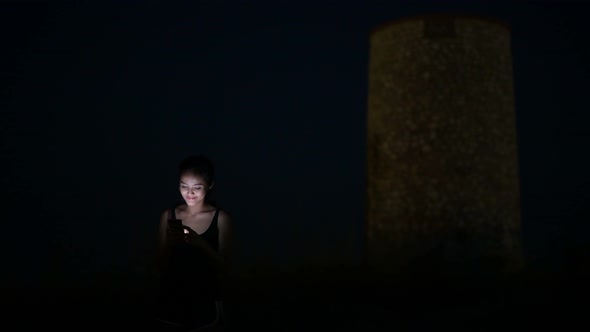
[155,155,233,331]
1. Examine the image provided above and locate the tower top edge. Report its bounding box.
[370,12,511,36]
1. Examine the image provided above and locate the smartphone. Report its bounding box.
[167,219,184,233]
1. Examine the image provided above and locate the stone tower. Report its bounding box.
[366,15,523,277]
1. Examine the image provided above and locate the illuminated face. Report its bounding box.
[179,172,210,206]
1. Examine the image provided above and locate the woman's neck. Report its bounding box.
[185,202,212,215]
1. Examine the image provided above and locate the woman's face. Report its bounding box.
[179,172,210,206]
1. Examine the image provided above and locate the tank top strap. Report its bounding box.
[168,205,178,220]
[169,201,187,220]
[211,208,220,228]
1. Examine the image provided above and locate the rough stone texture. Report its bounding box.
[366,16,523,276]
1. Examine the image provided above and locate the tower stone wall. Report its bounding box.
[366,15,523,276]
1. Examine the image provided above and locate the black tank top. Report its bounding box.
[168,206,220,252]
[162,205,222,297]
[158,205,222,327]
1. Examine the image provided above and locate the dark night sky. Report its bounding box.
[1,0,589,289]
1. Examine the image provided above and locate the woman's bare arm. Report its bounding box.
[156,209,169,268]
[217,210,234,263]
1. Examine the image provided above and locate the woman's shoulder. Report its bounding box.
[211,204,229,216]
[218,209,230,217]
[216,208,232,226]
[160,202,186,219]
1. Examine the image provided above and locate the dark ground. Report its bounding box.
[3,263,588,332]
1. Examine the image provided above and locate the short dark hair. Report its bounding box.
[178,155,215,187]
